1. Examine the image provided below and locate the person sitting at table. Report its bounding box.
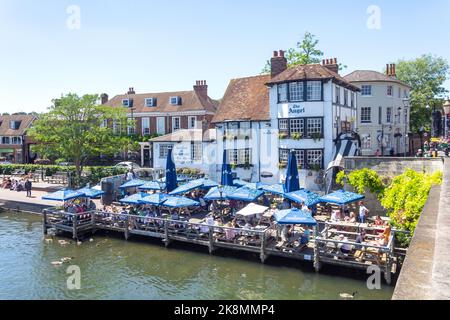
[301,202,309,212]
[300,228,310,245]
[374,215,383,226]
[330,210,341,222]
[339,234,352,254]
[224,222,236,242]
[377,225,391,246]
[348,212,357,223]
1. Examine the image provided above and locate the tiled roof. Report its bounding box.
[149,129,216,142]
[212,75,271,123]
[266,64,360,91]
[344,70,412,88]
[0,114,36,136]
[104,90,217,114]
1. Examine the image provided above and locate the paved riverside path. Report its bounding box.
[393,158,450,299]
[0,188,102,213]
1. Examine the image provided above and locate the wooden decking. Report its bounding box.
[43,208,397,284]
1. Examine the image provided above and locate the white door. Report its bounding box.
[157,117,165,135]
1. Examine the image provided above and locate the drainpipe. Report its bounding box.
[258,122,261,182]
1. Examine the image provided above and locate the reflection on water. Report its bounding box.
[0,212,393,300]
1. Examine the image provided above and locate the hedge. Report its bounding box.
[0,164,128,185]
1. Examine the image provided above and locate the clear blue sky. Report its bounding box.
[1,0,449,113]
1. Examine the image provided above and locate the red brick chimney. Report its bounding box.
[322,58,339,74]
[194,80,208,99]
[127,87,135,95]
[386,64,397,78]
[100,93,109,104]
[271,50,287,78]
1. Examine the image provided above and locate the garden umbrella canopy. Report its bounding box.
[169,179,204,195]
[165,149,178,193]
[274,208,317,225]
[236,203,269,217]
[221,150,234,186]
[42,189,85,202]
[77,187,105,198]
[138,193,169,205]
[285,189,321,207]
[318,189,365,205]
[160,196,199,208]
[204,186,238,201]
[284,151,300,193]
[233,180,267,189]
[119,179,147,189]
[261,184,287,196]
[227,186,264,202]
[139,181,166,191]
[119,193,149,205]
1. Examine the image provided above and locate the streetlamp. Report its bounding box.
[402,98,410,156]
[443,100,450,139]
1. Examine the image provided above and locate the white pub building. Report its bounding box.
[213,51,361,190]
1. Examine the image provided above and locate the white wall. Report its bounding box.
[353,81,410,155]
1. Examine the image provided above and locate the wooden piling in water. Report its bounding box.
[43,209,48,235]
[72,213,78,240]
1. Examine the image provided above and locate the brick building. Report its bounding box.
[102,81,218,167]
[0,114,37,164]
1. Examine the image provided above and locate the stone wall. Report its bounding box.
[393,158,450,299]
[344,157,444,177]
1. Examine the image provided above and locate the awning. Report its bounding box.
[318,189,364,205]
[274,208,317,225]
[327,137,358,170]
[235,203,269,217]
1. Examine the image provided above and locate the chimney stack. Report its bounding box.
[100,93,109,105]
[270,50,287,78]
[127,87,135,95]
[386,64,397,78]
[194,80,208,99]
[322,58,339,74]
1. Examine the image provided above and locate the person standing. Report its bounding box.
[25,179,32,197]
[358,201,369,223]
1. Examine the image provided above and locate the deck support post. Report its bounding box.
[43,209,48,235]
[164,220,170,247]
[260,231,267,263]
[208,226,215,254]
[91,211,96,235]
[72,213,78,240]
[313,225,321,272]
[124,216,130,240]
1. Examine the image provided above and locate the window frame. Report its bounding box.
[361,85,372,96]
[172,117,181,132]
[159,144,173,159]
[188,116,197,129]
[279,148,324,169]
[142,117,150,136]
[360,107,372,123]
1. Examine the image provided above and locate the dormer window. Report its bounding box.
[10,121,21,130]
[170,96,181,105]
[145,98,156,107]
[122,99,130,107]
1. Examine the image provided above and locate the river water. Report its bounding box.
[0,211,393,300]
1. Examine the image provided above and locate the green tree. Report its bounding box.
[395,54,449,132]
[28,93,130,182]
[262,31,324,73]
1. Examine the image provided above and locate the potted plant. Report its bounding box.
[278,162,287,169]
[311,132,322,142]
[291,132,302,140]
[278,132,288,140]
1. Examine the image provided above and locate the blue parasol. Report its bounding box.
[42,189,85,202]
[285,189,321,207]
[274,208,317,225]
[165,148,178,193]
[318,189,365,205]
[227,186,264,202]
